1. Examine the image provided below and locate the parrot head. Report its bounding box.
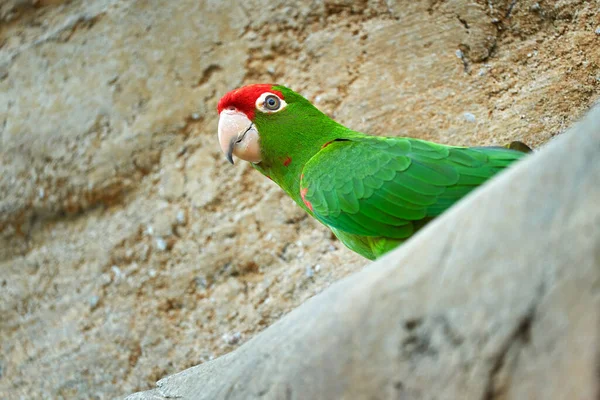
[217,84,284,164]
[217,84,336,165]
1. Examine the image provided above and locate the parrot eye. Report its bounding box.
[265,95,280,110]
[256,92,287,114]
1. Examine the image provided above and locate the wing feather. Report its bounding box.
[301,137,526,240]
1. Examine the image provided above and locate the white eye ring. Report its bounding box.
[256,92,287,113]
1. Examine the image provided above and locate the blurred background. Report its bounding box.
[0,0,598,398]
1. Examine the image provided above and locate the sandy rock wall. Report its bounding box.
[0,0,598,398]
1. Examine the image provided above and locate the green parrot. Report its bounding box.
[217,84,531,260]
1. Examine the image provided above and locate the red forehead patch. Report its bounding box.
[217,84,284,120]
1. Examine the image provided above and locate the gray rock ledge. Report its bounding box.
[127,106,600,400]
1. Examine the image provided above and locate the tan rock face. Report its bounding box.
[0,0,598,398]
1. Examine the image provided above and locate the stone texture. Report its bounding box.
[128,101,600,400]
[0,0,599,399]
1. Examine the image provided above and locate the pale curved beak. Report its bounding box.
[217,110,262,164]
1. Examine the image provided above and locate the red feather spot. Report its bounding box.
[217,84,284,120]
[283,156,292,167]
[321,140,334,149]
[301,187,313,211]
[266,175,273,181]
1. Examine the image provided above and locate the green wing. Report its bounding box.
[300,136,525,240]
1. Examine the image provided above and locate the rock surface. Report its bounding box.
[128,100,600,400]
[0,0,599,399]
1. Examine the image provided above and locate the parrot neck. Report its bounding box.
[252,113,356,207]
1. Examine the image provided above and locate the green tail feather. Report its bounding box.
[506,140,533,153]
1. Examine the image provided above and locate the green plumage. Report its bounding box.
[249,86,530,260]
